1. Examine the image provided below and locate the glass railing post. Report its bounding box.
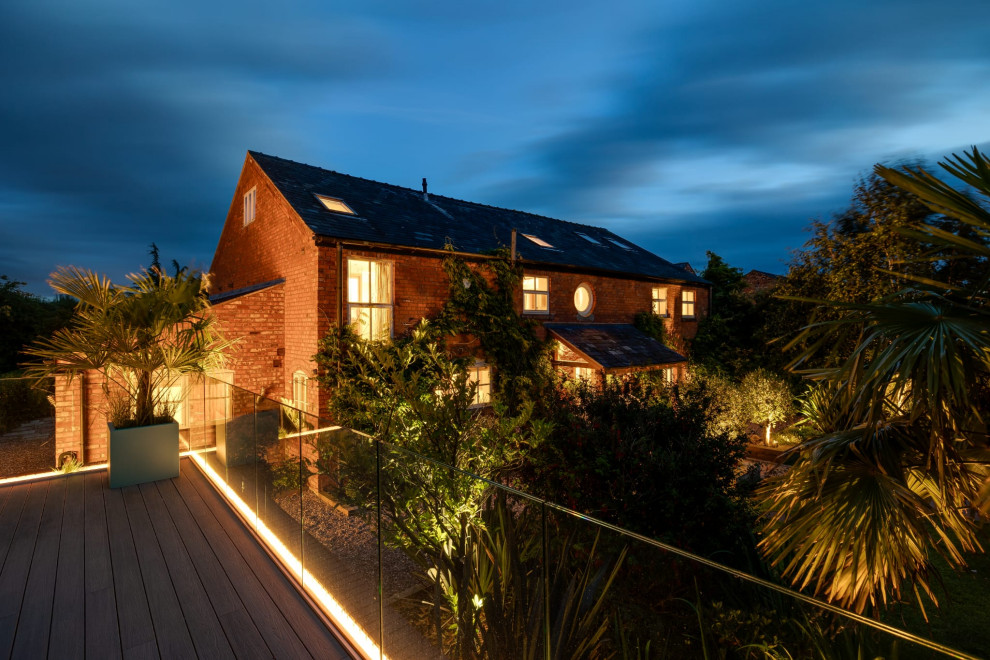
[542,500,551,660]
[376,438,384,660]
[298,407,304,586]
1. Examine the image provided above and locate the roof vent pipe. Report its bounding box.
[422,177,428,201]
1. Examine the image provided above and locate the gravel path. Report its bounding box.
[0,418,54,477]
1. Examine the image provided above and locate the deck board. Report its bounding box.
[49,472,86,660]
[0,461,352,659]
[12,477,65,658]
[0,481,49,657]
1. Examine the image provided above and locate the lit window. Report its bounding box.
[652,287,668,317]
[315,194,356,215]
[522,234,554,248]
[243,187,256,226]
[522,275,549,313]
[575,232,602,246]
[574,283,594,317]
[348,259,393,340]
[292,371,308,412]
[682,290,696,318]
[663,367,674,383]
[574,366,594,381]
[468,363,491,407]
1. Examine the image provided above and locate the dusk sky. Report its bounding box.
[2,0,989,295]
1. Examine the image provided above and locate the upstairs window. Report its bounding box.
[315,194,355,215]
[243,187,256,226]
[468,363,491,407]
[682,290,696,319]
[523,275,549,313]
[348,258,393,340]
[652,287,668,317]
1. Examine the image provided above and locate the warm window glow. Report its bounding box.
[522,234,554,248]
[682,290,696,318]
[574,366,594,381]
[315,194,355,215]
[522,275,549,313]
[292,371,308,412]
[468,364,491,407]
[652,287,668,317]
[243,187,256,226]
[348,259,393,340]
[663,367,674,383]
[574,283,593,316]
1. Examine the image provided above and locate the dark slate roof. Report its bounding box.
[209,278,284,304]
[249,151,708,285]
[545,323,687,370]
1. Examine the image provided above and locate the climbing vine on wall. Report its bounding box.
[435,247,553,412]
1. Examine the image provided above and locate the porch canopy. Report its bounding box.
[545,323,687,376]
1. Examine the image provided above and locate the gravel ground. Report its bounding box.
[277,490,424,600]
[0,418,54,478]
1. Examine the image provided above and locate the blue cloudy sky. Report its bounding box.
[2,0,989,294]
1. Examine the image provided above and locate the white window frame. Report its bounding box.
[652,287,668,317]
[682,290,696,319]
[574,283,594,317]
[347,258,394,340]
[523,274,550,314]
[468,363,491,408]
[292,370,308,413]
[243,187,256,226]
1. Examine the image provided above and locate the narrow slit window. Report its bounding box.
[243,187,256,226]
[315,194,356,215]
[522,275,549,313]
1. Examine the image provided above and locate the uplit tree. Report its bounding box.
[736,369,793,445]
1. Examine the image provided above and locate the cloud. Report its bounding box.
[487,0,990,271]
[0,0,393,292]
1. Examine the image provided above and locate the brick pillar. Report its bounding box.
[54,372,85,465]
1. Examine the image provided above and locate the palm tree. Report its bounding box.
[759,148,990,614]
[24,265,233,428]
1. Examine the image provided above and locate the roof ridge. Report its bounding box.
[248,150,612,233]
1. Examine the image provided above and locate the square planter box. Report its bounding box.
[108,420,180,488]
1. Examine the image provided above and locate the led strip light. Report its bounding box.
[189,452,387,660]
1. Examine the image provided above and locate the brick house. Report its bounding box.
[208,151,710,416]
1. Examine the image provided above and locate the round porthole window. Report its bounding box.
[574,283,594,317]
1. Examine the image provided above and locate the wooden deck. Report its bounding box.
[0,459,353,659]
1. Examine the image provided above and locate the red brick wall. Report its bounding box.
[209,153,320,411]
[211,283,285,399]
[516,266,709,348]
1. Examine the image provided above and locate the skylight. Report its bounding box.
[314,194,355,215]
[575,232,602,246]
[522,234,555,249]
[605,237,635,251]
